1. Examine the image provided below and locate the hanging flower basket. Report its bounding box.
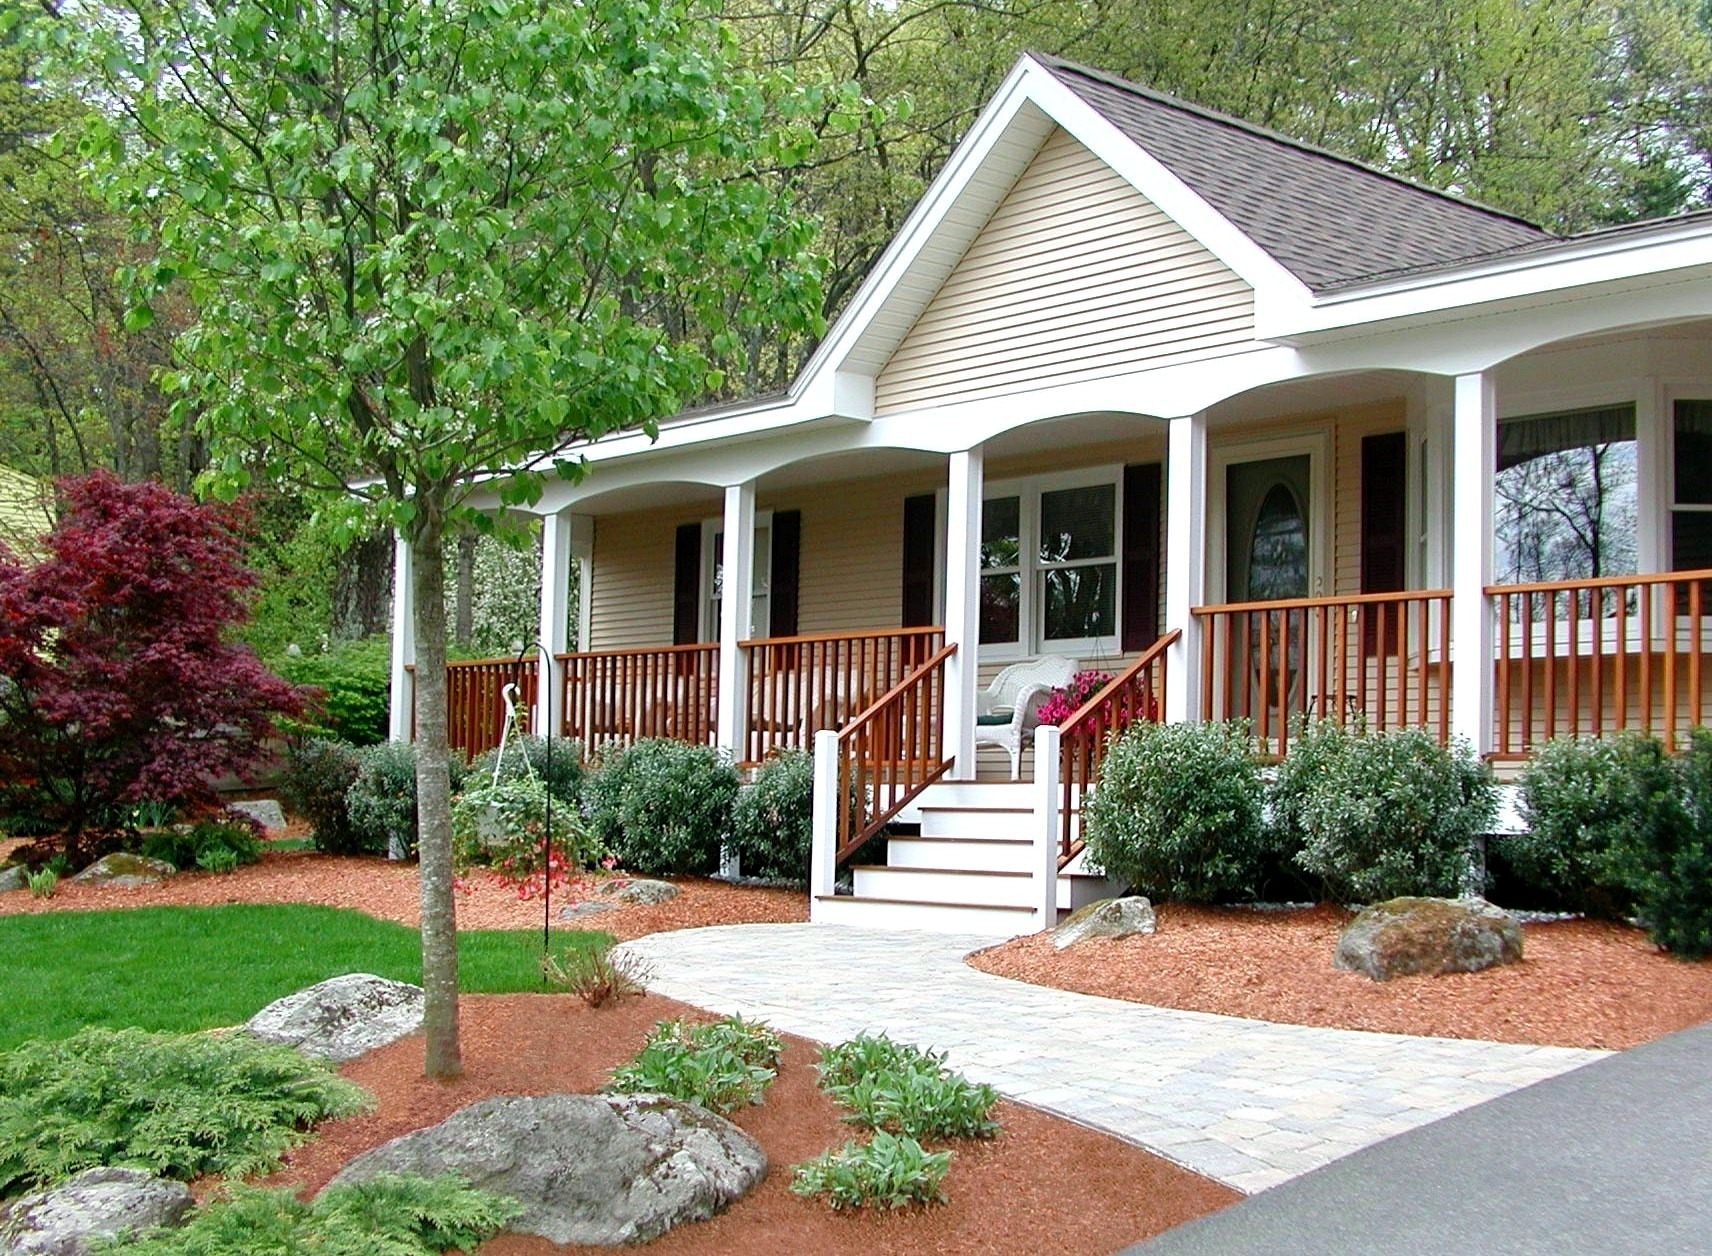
[1036,670,1115,726]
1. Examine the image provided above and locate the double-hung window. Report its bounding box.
[1673,399,1712,571]
[979,470,1120,657]
[1493,404,1638,584]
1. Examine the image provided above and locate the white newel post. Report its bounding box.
[387,530,416,743]
[536,511,573,740]
[716,481,757,759]
[943,447,984,778]
[810,728,839,916]
[1451,372,1496,756]
[1031,725,1061,928]
[1164,412,1209,724]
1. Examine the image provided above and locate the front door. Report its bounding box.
[1224,454,1312,731]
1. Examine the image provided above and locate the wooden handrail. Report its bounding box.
[552,641,722,662]
[1056,631,1177,864]
[1485,568,1712,597]
[833,643,956,865]
[1194,588,1454,617]
[738,625,943,649]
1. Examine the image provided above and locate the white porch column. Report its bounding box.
[535,511,574,739]
[387,529,416,742]
[1451,372,1497,755]
[715,480,757,758]
[943,447,984,779]
[1164,412,1208,724]
[571,514,594,653]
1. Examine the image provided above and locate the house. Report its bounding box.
[391,53,1712,934]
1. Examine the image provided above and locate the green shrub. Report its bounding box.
[26,868,55,899]
[1082,720,1269,903]
[0,1026,370,1195]
[451,777,601,874]
[273,635,393,746]
[729,750,813,882]
[815,1033,998,1141]
[584,739,738,876]
[468,734,584,806]
[606,1016,782,1114]
[105,1174,523,1256]
[140,818,264,874]
[346,742,467,859]
[1613,729,1712,957]
[790,1132,952,1210]
[1274,720,1495,904]
[1501,733,1674,917]
[279,737,364,854]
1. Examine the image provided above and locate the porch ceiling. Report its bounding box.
[1206,369,1423,428]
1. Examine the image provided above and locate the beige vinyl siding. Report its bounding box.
[587,509,695,651]
[875,128,1255,415]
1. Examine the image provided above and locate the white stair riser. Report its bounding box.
[901,781,1033,817]
[854,866,1033,907]
[886,837,1035,873]
[812,895,1040,936]
[918,807,1041,841]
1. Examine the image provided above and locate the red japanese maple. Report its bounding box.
[0,472,305,839]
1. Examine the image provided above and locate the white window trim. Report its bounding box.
[979,465,1123,662]
[1206,430,1332,606]
[699,510,774,643]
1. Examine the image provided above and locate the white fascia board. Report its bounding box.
[1020,61,1314,334]
[1281,226,1712,340]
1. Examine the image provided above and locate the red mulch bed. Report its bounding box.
[258,993,1236,1255]
[0,839,806,939]
[969,902,1712,1050]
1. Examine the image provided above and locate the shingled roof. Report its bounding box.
[1036,55,1555,292]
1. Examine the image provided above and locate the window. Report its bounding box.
[979,472,1119,655]
[1494,404,1637,584]
[1673,400,1712,572]
[702,517,771,640]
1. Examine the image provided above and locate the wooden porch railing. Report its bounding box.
[741,626,944,763]
[558,643,719,752]
[1489,569,1712,759]
[1193,589,1453,756]
[833,643,956,865]
[1056,630,1177,863]
[435,657,537,758]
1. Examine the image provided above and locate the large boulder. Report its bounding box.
[227,799,286,831]
[69,854,175,887]
[326,1093,765,1246]
[1335,896,1523,982]
[1051,896,1156,950]
[0,865,25,894]
[0,1167,192,1255]
[597,877,681,906]
[245,973,424,1062]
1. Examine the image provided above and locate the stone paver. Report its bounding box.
[618,923,1606,1194]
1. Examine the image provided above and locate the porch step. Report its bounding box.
[853,864,1033,907]
[917,804,1037,840]
[885,835,1034,873]
[812,893,1041,937]
[898,780,1031,819]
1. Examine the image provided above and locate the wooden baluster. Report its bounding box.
[1614,588,1628,739]
[1665,580,1680,750]
[1693,579,1705,732]
[1640,584,1654,740]
[1568,589,1580,738]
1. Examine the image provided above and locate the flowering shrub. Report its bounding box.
[1034,671,1114,726]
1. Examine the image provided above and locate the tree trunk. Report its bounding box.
[410,518,462,1079]
[454,527,476,649]
[332,529,395,641]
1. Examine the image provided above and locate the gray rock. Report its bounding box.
[559,899,618,920]
[0,1167,193,1255]
[69,853,175,887]
[245,973,424,1062]
[0,865,26,894]
[1051,896,1157,949]
[326,1092,765,1246]
[1335,896,1524,982]
[227,799,286,831]
[597,877,681,905]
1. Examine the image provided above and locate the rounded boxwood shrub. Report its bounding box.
[279,737,363,854]
[1273,719,1495,905]
[346,741,466,859]
[1082,720,1269,903]
[1501,732,1675,917]
[729,750,813,882]
[585,739,738,876]
[468,734,584,805]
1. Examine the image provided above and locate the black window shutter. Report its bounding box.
[672,522,701,645]
[1121,463,1162,652]
[901,494,937,627]
[769,510,801,638]
[1361,432,1408,655]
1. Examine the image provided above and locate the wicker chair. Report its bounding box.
[973,656,1080,779]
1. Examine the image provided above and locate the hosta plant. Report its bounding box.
[790,1131,952,1210]
[605,1016,782,1114]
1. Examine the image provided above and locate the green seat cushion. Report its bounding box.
[976,711,1013,726]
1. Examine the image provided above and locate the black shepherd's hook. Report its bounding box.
[509,640,554,968]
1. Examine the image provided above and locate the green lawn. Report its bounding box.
[0,904,611,1049]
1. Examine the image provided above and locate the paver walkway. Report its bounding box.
[619,923,1606,1194]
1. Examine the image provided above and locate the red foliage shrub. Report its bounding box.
[0,471,305,841]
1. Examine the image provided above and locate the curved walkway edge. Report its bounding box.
[618,923,1606,1194]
